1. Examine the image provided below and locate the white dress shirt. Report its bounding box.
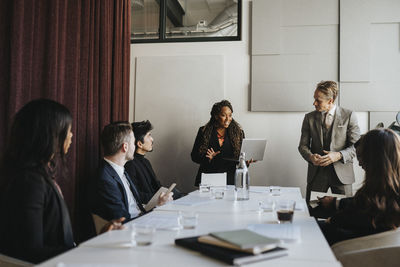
[104,158,141,218]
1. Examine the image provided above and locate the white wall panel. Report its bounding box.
[281,0,338,26]
[370,0,400,22]
[251,0,339,112]
[340,1,400,111]
[135,55,224,191]
[309,54,338,81]
[251,82,315,111]
[252,0,281,55]
[341,82,400,111]
[340,0,371,82]
[282,25,338,55]
[370,23,400,82]
[252,55,311,82]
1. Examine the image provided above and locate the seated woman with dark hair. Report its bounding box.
[0,99,75,263]
[191,100,248,186]
[0,99,122,264]
[318,128,400,245]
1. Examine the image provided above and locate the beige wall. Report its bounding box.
[130,0,369,196]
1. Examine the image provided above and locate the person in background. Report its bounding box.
[91,122,173,222]
[318,128,400,245]
[125,120,183,204]
[298,81,360,203]
[0,99,123,264]
[191,100,249,186]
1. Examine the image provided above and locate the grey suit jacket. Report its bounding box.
[298,107,360,184]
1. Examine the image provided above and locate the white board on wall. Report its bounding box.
[134,55,224,193]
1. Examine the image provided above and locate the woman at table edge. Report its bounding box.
[0,99,124,264]
[318,128,400,245]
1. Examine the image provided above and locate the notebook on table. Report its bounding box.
[175,236,287,266]
[209,229,280,250]
[198,235,277,255]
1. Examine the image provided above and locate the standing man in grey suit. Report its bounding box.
[298,81,360,203]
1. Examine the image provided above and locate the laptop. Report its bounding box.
[224,139,267,162]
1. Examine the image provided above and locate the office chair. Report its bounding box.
[91,213,109,235]
[331,228,400,267]
[0,254,32,267]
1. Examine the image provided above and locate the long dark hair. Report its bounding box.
[354,128,400,229]
[199,100,243,158]
[1,99,72,187]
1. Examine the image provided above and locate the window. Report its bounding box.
[131,0,242,43]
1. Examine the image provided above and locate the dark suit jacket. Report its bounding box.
[319,197,390,245]
[90,160,145,221]
[0,168,74,263]
[331,197,389,234]
[298,106,360,184]
[191,127,244,186]
[125,153,183,204]
[125,154,162,203]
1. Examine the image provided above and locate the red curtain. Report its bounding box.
[0,0,131,241]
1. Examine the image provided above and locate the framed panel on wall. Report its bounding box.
[250,0,339,112]
[131,0,242,43]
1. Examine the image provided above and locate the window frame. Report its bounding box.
[131,0,242,43]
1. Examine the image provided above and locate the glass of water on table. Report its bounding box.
[131,224,155,246]
[179,211,199,229]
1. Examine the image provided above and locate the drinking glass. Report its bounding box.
[178,211,199,229]
[269,186,281,196]
[276,200,296,224]
[130,225,155,246]
[199,184,211,193]
[259,199,276,212]
[211,188,225,199]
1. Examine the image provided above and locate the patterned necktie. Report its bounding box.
[325,113,333,129]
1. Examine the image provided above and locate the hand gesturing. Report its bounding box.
[206,148,220,162]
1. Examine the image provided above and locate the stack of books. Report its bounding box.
[175,229,287,265]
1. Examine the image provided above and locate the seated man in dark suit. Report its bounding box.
[91,122,173,221]
[125,120,183,204]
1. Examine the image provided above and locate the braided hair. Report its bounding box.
[198,100,244,158]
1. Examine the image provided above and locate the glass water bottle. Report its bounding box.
[235,152,249,201]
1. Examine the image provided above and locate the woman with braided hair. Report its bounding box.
[191,100,246,186]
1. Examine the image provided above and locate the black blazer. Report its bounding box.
[125,154,183,203]
[319,197,391,245]
[331,197,390,234]
[125,154,162,203]
[90,160,145,221]
[191,127,244,186]
[0,168,74,264]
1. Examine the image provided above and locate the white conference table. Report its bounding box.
[39,186,341,267]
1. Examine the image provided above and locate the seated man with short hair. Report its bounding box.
[91,122,172,221]
[125,120,183,204]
